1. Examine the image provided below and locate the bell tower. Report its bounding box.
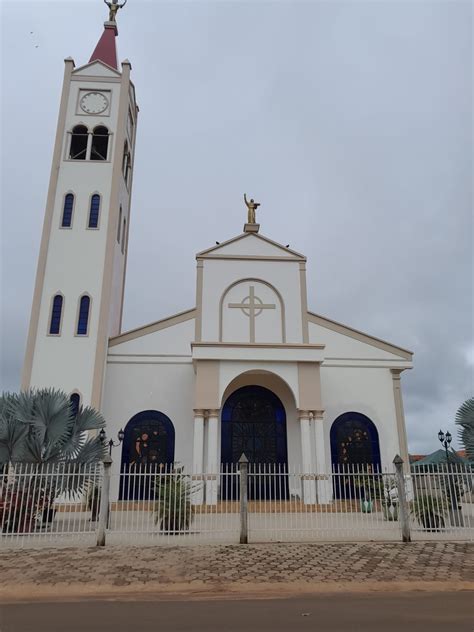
[22,8,138,410]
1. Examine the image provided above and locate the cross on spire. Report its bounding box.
[228,286,276,342]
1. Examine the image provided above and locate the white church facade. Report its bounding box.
[22,12,413,502]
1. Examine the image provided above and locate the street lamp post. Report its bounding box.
[99,428,125,456]
[437,429,452,464]
[437,429,463,526]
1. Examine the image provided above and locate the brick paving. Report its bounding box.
[0,542,472,600]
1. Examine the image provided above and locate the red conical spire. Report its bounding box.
[89,23,118,70]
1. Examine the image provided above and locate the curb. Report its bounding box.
[1,580,473,603]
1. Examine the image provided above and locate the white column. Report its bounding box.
[86,131,93,160]
[192,409,205,505]
[299,410,316,504]
[206,409,219,505]
[313,411,331,503]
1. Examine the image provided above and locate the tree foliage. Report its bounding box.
[0,388,106,464]
[455,397,474,462]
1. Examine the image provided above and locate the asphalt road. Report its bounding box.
[0,592,472,632]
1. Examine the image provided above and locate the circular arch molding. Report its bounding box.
[219,277,286,342]
[220,369,297,411]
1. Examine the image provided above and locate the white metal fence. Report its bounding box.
[106,464,240,545]
[0,462,101,548]
[1,459,473,548]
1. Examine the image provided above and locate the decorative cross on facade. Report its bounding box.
[228,286,275,342]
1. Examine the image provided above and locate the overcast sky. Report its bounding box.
[1,0,472,454]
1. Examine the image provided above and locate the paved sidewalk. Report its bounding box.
[0,542,473,601]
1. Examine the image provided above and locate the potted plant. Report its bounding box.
[410,493,447,531]
[381,476,399,521]
[86,484,101,522]
[355,474,377,513]
[153,465,195,533]
[40,492,57,525]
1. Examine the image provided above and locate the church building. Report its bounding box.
[22,8,413,502]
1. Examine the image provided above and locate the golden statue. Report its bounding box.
[104,0,127,22]
[244,193,261,224]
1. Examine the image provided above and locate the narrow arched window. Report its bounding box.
[88,194,101,228]
[117,206,122,242]
[121,218,126,254]
[122,141,131,185]
[69,125,88,160]
[70,393,81,418]
[91,126,109,161]
[61,193,74,228]
[76,295,91,336]
[49,294,63,335]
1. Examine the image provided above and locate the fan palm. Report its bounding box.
[0,388,106,522]
[455,397,474,462]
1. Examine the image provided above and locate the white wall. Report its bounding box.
[320,366,400,470]
[109,318,194,356]
[309,322,409,362]
[102,360,195,484]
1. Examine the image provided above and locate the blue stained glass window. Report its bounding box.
[70,393,81,418]
[49,294,63,334]
[61,194,74,227]
[76,295,90,335]
[88,194,100,228]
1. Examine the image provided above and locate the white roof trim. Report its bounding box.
[72,59,122,77]
[196,232,306,260]
[109,308,196,347]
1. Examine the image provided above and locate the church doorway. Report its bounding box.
[330,412,381,499]
[119,410,175,500]
[221,385,288,500]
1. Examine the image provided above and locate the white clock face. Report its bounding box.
[80,92,109,114]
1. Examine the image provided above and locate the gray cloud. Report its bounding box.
[1,1,472,455]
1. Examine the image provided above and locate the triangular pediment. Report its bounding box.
[196,232,306,260]
[72,60,121,78]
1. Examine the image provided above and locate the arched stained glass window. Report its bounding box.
[120,411,176,500]
[61,193,74,228]
[330,412,381,468]
[76,295,91,336]
[88,194,100,228]
[49,294,63,335]
[69,125,88,160]
[90,126,109,161]
[70,393,81,418]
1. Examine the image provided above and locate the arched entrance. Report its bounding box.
[119,410,175,500]
[221,385,288,500]
[222,385,288,464]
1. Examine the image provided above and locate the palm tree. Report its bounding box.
[0,389,106,531]
[0,388,106,465]
[455,397,474,463]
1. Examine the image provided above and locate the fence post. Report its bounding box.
[96,455,112,547]
[393,454,411,543]
[239,453,248,544]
